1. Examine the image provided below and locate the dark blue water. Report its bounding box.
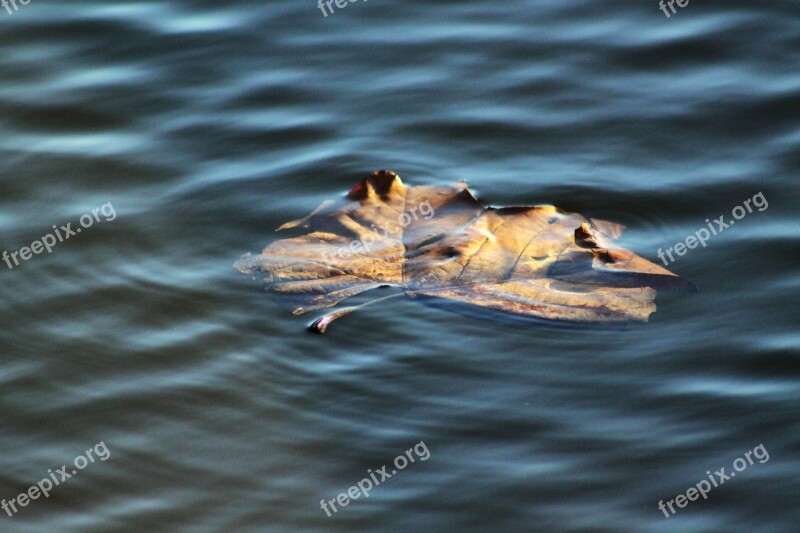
[0,0,798,531]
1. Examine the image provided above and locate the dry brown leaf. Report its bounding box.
[235,170,693,332]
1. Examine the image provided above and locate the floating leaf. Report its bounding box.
[236,170,693,333]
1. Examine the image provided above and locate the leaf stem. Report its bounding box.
[309,291,406,334]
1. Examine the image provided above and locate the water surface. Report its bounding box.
[0,0,798,531]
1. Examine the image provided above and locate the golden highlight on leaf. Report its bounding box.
[235,170,693,332]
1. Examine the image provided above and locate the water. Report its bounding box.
[0,0,798,531]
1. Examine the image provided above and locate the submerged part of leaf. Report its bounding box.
[236,170,693,331]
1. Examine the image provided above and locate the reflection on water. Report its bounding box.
[0,0,798,531]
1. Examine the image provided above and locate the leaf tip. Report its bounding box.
[348,170,403,200]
